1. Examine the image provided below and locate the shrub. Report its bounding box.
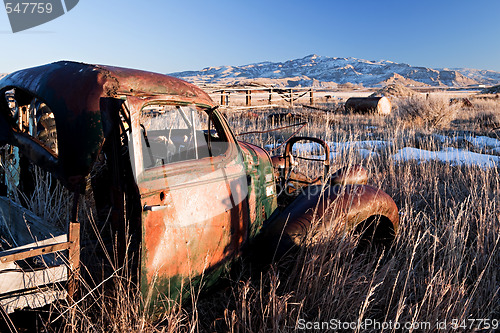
[396,95,458,129]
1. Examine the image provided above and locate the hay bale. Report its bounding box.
[345,97,392,115]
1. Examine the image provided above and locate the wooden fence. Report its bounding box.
[208,88,337,107]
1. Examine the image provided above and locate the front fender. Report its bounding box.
[260,184,398,256]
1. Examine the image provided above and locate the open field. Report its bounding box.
[4,93,500,332]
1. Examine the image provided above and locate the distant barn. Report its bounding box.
[345,97,392,115]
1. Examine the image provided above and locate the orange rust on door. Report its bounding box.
[139,159,249,281]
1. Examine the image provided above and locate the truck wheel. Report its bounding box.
[355,215,396,252]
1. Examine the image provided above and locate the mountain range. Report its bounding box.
[170,55,500,88]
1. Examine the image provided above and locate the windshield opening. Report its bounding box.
[129,104,229,175]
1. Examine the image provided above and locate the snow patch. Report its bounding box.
[393,147,500,168]
[433,134,458,144]
[330,140,390,151]
[265,140,387,160]
[466,136,500,150]
[266,139,499,168]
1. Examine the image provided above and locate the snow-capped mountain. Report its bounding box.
[169,55,500,87]
[451,68,500,86]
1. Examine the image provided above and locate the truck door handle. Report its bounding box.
[143,204,168,212]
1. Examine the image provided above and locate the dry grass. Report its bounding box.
[395,95,459,129]
[211,104,499,332]
[470,98,500,131]
[19,166,71,229]
[7,97,500,332]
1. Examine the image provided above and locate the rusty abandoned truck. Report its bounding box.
[0,61,398,315]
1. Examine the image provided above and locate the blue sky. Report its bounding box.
[0,0,499,74]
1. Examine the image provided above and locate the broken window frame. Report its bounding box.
[127,99,234,182]
[0,87,61,199]
[2,88,59,157]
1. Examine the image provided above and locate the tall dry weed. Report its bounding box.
[396,95,459,129]
[471,98,500,130]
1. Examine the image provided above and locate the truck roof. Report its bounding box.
[0,61,214,106]
[0,61,215,187]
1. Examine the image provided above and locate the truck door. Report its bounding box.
[127,100,249,307]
